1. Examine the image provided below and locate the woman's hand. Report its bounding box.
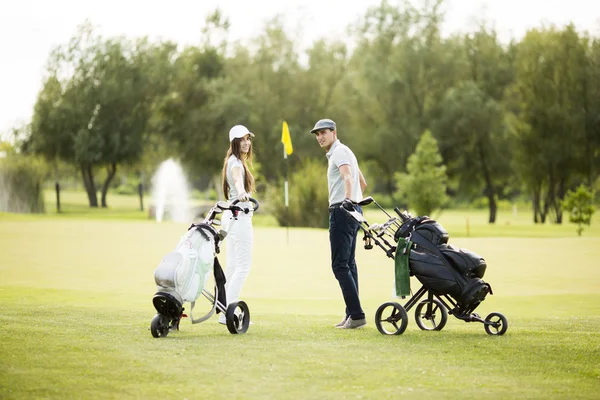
[238,192,250,202]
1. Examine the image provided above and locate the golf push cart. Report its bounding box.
[150,198,259,337]
[342,196,508,336]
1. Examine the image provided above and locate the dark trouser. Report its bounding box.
[329,205,365,320]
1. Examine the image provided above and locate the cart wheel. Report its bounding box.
[375,302,408,335]
[484,312,508,336]
[415,298,448,331]
[226,301,250,334]
[150,314,170,338]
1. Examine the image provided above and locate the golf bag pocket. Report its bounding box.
[440,245,487,279]
[154,228,215,303]
[154,252,182,289]
[409,249,465,299]
[458,278,492,309]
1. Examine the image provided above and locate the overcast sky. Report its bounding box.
[1,0,599,138]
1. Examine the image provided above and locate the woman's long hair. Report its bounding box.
[222,137,255,200]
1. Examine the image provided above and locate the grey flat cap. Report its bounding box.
[310,119,336,134]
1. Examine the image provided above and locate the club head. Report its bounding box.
[358,196,374,206]
[348,210,367,223]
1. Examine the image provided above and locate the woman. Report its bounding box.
[219,124,256,324]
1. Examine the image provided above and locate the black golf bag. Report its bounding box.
[396,216,492,313]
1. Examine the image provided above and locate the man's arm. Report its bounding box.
[339,164,353,199]
[358,169,367,193]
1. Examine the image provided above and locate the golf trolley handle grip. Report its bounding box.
[394,207,409,222]
[231,197,260,213]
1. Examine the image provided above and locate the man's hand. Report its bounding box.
[342,198,354,211]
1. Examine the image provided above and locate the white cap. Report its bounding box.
[229,125,255,142]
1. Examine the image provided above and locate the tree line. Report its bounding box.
[16,0,600,223]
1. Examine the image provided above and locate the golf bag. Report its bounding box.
[153,224,226,323]
[397,216,491,312]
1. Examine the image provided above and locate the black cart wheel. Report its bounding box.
[415,298,448,331]
[484,312,508,336]
[226,301,250,334]
[375,302,409,335]
[150,314,170,338]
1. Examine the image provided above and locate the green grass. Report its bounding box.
[1,216,599,399]
[34,189,281,226]
[2,189,599,237]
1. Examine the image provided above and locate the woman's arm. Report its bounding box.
[231,166,249,201]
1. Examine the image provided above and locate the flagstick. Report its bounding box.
[284,146,289,244]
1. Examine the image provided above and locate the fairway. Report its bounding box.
[4,0,600,398]
[1,216,600,399]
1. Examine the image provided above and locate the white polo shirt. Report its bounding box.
[326,140,363,206]
[225,155,252,210]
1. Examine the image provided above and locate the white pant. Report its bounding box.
[221,210,253,314]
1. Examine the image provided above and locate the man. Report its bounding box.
[311,118,368,329]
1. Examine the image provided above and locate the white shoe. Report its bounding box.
[337,317,367,329]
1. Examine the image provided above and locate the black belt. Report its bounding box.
[328,202,342,212]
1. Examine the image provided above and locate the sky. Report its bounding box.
[1,0,599,138]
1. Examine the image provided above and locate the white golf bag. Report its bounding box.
[153,225,215,323]
[150,198,258,338]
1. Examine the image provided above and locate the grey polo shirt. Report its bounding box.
[326,140,363,206]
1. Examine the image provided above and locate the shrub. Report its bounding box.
[468,197,514,211]
[114,183,139,195]
[266,159,329,228]
[562,185,596,236]
[0,154,46,213]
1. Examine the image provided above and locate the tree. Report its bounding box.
[433,81,509,223]
[152,45,228,179]
[395,130,448,216]
[561,185,596,236]
[151,11,245,186]
[429,26,516,219]
[344,0,464,199]
[580,35,600,188]
[512,25,590,223]
[463,26,515,102]
[28,23,167,207]
[218,17,306,181]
